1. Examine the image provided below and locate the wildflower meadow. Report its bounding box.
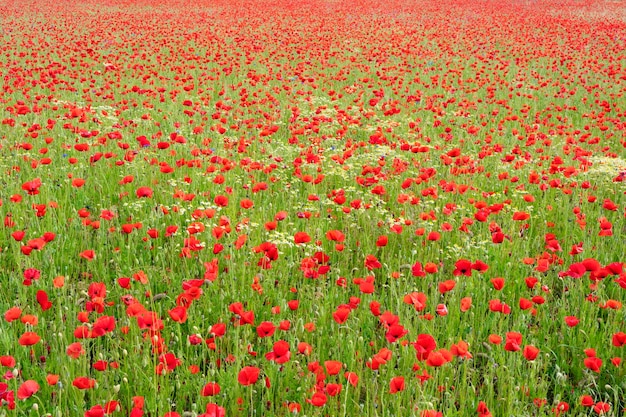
[1,0,626,416]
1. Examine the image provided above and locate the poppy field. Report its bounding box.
[1,0,626,415]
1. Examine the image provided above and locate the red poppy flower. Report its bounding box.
[414,334,437,361]
[17,380,39,400]
[298,342,313,356]
[19,331,40,346]
[104,401,120,414]
[523,345,539,361]
[0,356,15,367]
[46,374,59,386]
[158,352,182,372]
[489,299,511,314]
[93,316,116,336]
[66,342,85,359]
[325,230,345,242]
[435,303,448,316]
[612,332,626,347]
[389,376,405,393]
[234,234,247,249]
[324,360,342,375]
[308,391,327,407]
[203,258,219,282]
[471,260,489,273]
[492,232,506,243]
[214,195,229,207]
[332,306,351,324]
[240,199,254,209]
[411,261,426,277]
[552,401,569,416]
[253,242,279,269]
[237,310,255,326]
[593,402,610,415]
[344,371,359,387]
[34,290,52,311]
[168,306,188,323]
[460,297,472,312]
[425,349,452,367]
[265,340,291,364]
[256,321,276,338]
[135,186,153,198]
[477,401,492,417]
[72,377,96,390]
[324,383,341,397]
[201,382,221,396]
[450,340,472,359]
[512,211,530,221]
[403,292,427,311]
[582,258,601,272]
[4,307,22,322]
[93,360,108,372]
[504,332,522,352]
[205,403,226,417]
[453,259,473,276]
[584,357,602,373]
[386,324,408,343]
[79,250,95,260]
[294,231,311,244]
[519,298,533,310]
[237,366,260,386]
[490,278,504,290]
[581,395,594,407]
[21,178,42,195]
[355,275,375,294]
[364,254,382,270]
[438,280,455,294]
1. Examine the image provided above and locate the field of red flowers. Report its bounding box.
[1,0,626,415]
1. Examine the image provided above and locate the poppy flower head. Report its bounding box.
[425,349,452,367]
[256,321,276,338]
[67,342,85,359]
[504,332,522,352]
[584,356,602,373]
[412,261,426,277]
[238,366,260,386]
[72,376,96,390]
[364,254,382,270]
[294,231,311,244]
[324,360,342,375]
[19,331,41,346]
[453,259,473,276]
[201,382,221,396]
[21,178,42,195]
[389,376,405,393]
[136,186,153,198]
[308,391,327,407]
[523,345,539,361]
[265,340,291,364]
[414,334,437,361]
[17,380,39,400]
